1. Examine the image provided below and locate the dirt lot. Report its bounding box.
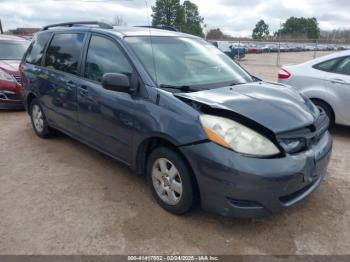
[1,52,349,255]
[240,51,335,81]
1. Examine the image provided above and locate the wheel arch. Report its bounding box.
[299,87,336,122]
[310,98,336,122]
[134,136,200,201]
[26,93,37,114]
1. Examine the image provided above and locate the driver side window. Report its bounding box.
[84,35,133,83]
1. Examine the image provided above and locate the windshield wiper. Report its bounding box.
[228,81,246,86]
[251,75,262,82]
[159,84,193,92]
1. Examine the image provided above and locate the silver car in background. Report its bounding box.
[278,50,350,127]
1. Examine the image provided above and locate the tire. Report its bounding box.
[29,98,53,138]
[312,100,335,128]
[147,147,195,215]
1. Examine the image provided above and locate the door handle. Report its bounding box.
[66,81,76,90]
[79,85,89,96]
[330,78,347,84]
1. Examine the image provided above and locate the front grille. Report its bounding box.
[0,91,19,100]
[307,111,329,147]
[277,111,329,153]
[227,198,264,208]
[5,93,18,100]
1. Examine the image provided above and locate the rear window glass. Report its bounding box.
[25,33,51,65]
[45,33,85,75]
[313,57,342,72]
[333,57,350,76]
[0,41,29,60]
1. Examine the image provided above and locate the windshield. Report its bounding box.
[0,41,29,60]
[125,36,253,89]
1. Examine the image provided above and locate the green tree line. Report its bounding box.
[152,0,204,37]
[252,17,320,40]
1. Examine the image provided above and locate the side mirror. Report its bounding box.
[102,73,130,93]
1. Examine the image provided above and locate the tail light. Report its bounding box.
[278,68,291,79]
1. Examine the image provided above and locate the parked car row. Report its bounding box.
[211,40,350,55]
[210,41,246,59]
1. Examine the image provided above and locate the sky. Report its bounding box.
[0,0,349,37]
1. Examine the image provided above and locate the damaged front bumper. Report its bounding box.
[180,131,332,218]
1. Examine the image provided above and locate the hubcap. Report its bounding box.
[151,158,183,206]
[32,105,44,133]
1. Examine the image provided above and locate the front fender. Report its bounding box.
[130,90,208,172]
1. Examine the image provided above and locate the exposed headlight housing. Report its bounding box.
[279,138,306,154]
[0,69,16,82]
[200,114,280,157]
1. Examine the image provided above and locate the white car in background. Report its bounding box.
[278,50,350,127]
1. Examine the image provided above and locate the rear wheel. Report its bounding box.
[312,100,335,128]
[30,99,53,138]
[147,147,195,215]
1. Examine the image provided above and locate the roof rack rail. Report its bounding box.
[42,21,113,31]
[135,25,178,32]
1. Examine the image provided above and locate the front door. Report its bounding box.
[78,34,137,163]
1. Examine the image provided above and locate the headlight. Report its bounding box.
[200,114,280,156]
[0,69,16,82]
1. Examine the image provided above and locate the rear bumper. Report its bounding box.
[180,132,332,218]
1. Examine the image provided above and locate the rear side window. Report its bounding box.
[84,35,133,83]
[25,33,51,65]
[45,33,85,75]
[313,57,342,72]
[333,57,350,76]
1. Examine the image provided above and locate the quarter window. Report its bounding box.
[313,58,342,72]
[25,33,51,65]
[333,57,350,76]
[313,57,343,72]
[45,33,85,75]
[84,35,133,83]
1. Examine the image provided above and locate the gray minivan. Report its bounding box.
[21,22,332,218]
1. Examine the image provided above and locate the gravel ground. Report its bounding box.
[240,51,334,81]
[0,52,349,255]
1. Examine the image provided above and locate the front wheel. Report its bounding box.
[30,99,53,138]
[147,147,196,215]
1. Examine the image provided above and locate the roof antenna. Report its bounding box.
[145,0,158,85]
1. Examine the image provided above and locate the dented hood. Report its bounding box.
[176,82,320,133]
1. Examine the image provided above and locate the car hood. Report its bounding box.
[0,60,20,74]
[176,82,320,134]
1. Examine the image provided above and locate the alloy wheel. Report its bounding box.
[32,104,44,133]
[151,158,183,206]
